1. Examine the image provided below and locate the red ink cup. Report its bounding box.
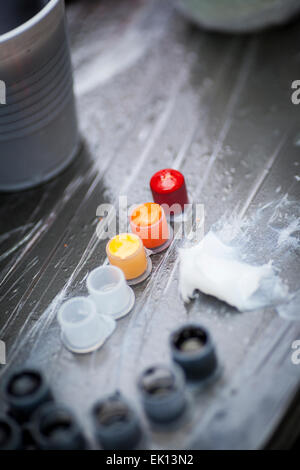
[150,169,189,216]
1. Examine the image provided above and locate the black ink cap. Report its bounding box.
[31,403,87,450]
[1,368,53,422]
[92,392,142,450]
[170,324,219,383]
[138,364,187,423]
[0,415,22,450]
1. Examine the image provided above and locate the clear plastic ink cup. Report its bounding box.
[106,233,152,286]
[87,266,135,320]
[130,203,173,254]
[58,297,116,354]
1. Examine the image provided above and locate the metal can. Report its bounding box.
[0,0,79,191]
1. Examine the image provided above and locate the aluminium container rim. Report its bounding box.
[0,0,61,45]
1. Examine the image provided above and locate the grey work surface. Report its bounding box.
[0,0,300,450]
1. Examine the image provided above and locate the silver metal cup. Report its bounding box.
[0,0,79,191]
